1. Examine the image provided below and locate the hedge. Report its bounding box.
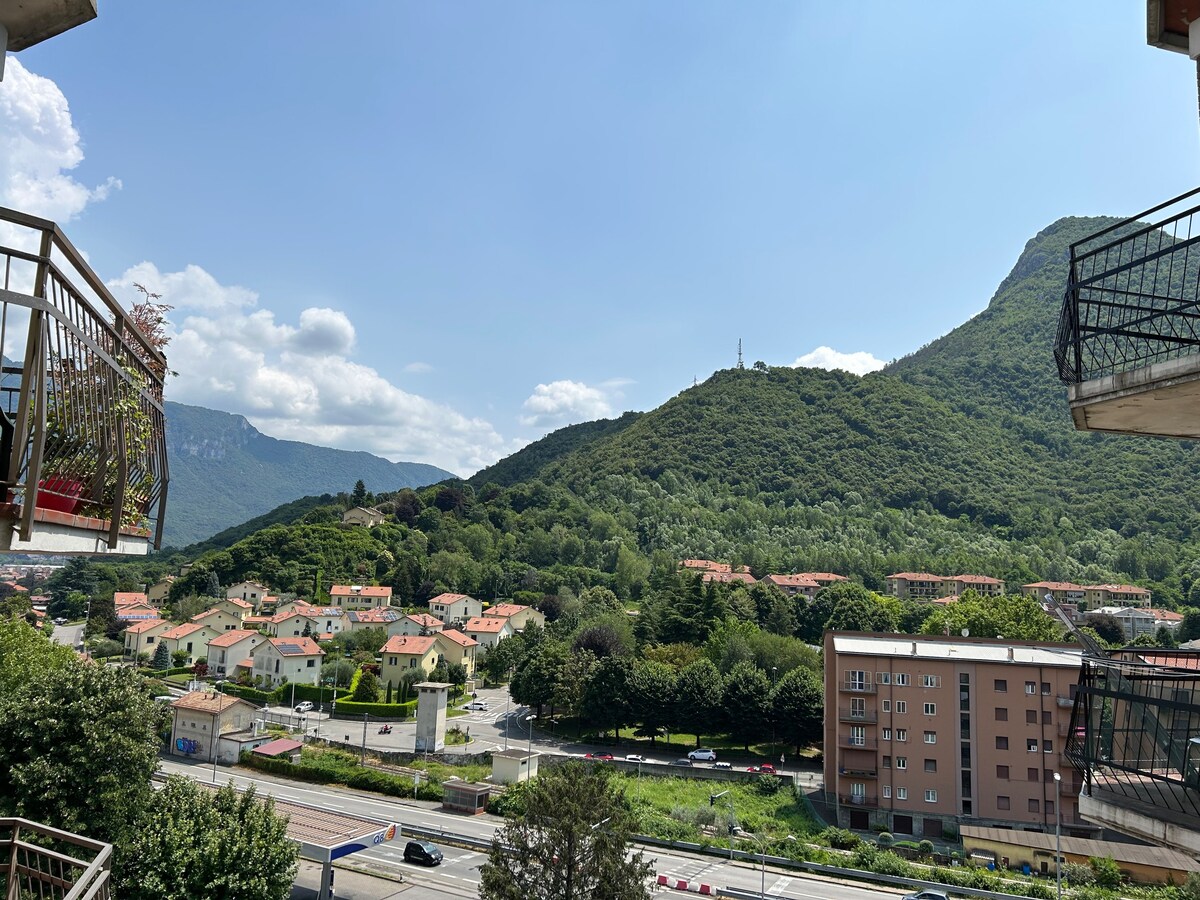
[241,749,442,801]
[138,666,195,678]
[218,684,279,704]
[332,699,417,719]
[289,683,351,703]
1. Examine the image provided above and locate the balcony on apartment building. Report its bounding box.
[0,207,168,555]
[1056,187,1200,439]
[838,707,879,724]
[1065,655,1200,857]
[837,793,878,807]
[0,816,112,899]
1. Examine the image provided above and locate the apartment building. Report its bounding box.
[824,632,1091,839]
[886,574,1006,601]
[1022,582,1152,609]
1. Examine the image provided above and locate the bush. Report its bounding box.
[1183,872,1200,900]
[918,839,935,855]
[820,826,860,850]
[877,831,893,847]
[1063,862,1096,886]
[1089,856,1123,889]
[754,774,782,795]
[332,698,416,719]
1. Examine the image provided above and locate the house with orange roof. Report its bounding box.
[681,559,731,574]
[762,574,822,599]
[122,618,172,660]
[1084,583,1152,609]
[210,596,253,620]
[169,691,258,763]
[395,613,445,637]
[191,607,244,633]
[1021,581,1087,603]
[147,575,175,605]
[884,573,944,600]
[345,607,404,634]
[114,591,150,608]
[328,584,393,609]
[946,574,1006,597]
[265,607,346,638]
[206,629,264,677]
[253,637,324,687]
[160,622,222,666]
[484,603,545,632]
[226,581,270,607]
[429,592,483,625]
[380,634,441,684]
[701,571,757,585]
[435,629,478,677]
[795,572,848,588]
[116,604,160,623]
[462,615,514,651]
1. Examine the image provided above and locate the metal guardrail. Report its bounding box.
[0,817,113,900]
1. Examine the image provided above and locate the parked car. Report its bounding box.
[464,700,489,711]
[902,892,948,900]
[585,752,615,761]
[53,617,67,625]
[403,840,443,867]
[294,701,314,713]
[670,758,693,767]
[687,748,717,762]
[713,761,732,770]
[747,763,777,774]
[624,754,646,762]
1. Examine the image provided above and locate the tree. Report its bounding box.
[580,656,632,740]
[0,656,163,847]
[479,761,652,900]
[826,594,898,633]
[771,666,823,753]
[117,776,297,900]
[205,571,222,599]
[627,660,676,743]
[151,641,171,670]
[673,658,723,744]
[1087,613,1125,646]
[1178,609,1200,643]
[0,618,76,693]
[351,479,368,507]
[722,661,770,750]
[351,669,380,703]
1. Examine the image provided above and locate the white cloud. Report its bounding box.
[520,379,615,428]
[106,264,521,476]
[0,58,119,222]
[790,346,886,376]
[403,361,433,374]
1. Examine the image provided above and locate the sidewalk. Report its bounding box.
[290,861,407,900]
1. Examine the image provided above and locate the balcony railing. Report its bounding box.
[0,817,112,899]
[837,793,878,807]
[0,206,167,553]
[1056,187,1200,385]
[839,680,876,694]
[838,735,878,750]
[838,707,878,723]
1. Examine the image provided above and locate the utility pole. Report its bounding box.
[710,790,734,860]
[361,713,368,763]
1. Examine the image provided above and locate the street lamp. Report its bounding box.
[1053,772,1062,900]
[771,666,778,754]
[525,714,537,759]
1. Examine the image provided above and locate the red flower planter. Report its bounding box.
[36,477,84,514]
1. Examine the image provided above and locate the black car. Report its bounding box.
[404,840,443,866]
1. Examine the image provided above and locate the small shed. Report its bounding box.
[491,748,539,784]
[252,737,304,764]
[442,781,491,815]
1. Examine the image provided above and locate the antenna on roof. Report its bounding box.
[737,339,744,370]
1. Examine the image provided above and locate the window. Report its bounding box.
[850,726,866,747]
[882,728,892,741]
[882,700,891,712]
[925,789,937,803]
[877,672,891,685]
[995,707,1008,721]
[924,759,937,773]
[994,679,1008,692]
[851,783,866,800]
[1025,681,1037,695]
[1042,682,1051,695]
[1028,799,1040,813]
[883,756,892,769]
[997,796,1011,810]
[897,787,908,800]
[923,702,936,715]
[1028,768,1039,781]
[896,757,907,770]
[1043,740,1053,753]
[851,697,866,718]
[389,657,397,666]
[848,670,867,691]
[996,765,1009,779]
[1044,769,1054,782]
[1042,710,1052,725]
[896,701,907,714]
[924,731,937,744]
[1026,709,1038,724]
[921,674,940,688]
[306,659,315,668]
[897,729,908,742]
[1027,739,1038,752]
[896,673,910,686]
[996,736,1009,750]
[883,785,892,798]
[1046,800,1055,815]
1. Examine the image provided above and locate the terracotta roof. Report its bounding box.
[437,629,477,647]
[329,585,392,598]
[290,606,346,618]
[124,618,169,635]
[252,738,304,757]
[405,613,443,628]
[701,571,757,584]
[763,574,821,588]
[429,592,474,605]
[191,607,229,622]
[171,691,250,714]
[224,597,253,609]
[381,635,438,655]
[117,605,160,621]
[950,574,1003,584]
[1097,583,1150,594]
[463,616,508,633]
[1136,651,1200,670]
[887,572,943,581]
[1024,581,1085,591]
[161,622,209,641]
[267,636,324,657]
[485,604,529,618]
[207,629,259,648]
[347,608,401,624]
[1149,608,1184,622]
[681,559,731,573]
[795,572,847,582]
[113,592,148,606]
[243,615,272,625]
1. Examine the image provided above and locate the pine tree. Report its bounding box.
[151,641,171,671]
[385,680,393,704]
[351,480,367,507]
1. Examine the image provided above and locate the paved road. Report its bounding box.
[50,622,83,649]
[161,758,888,900]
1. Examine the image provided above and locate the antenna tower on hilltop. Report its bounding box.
[737,339,744,369]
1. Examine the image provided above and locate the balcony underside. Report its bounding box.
[1080,785,1200,859]
[0,504,151,555]
[1067,353,1200,438]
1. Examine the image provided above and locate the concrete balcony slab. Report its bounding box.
[1067,352,1200,438]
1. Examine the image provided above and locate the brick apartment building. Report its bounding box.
[885,573,1006,601]
[824,632,1093,839]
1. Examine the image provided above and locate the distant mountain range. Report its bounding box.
[162,402,452,547]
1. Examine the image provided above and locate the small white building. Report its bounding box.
[329,584,393,609]
[160,622,222,666]
[226,581,271,607]
[491,748,540,784]
[206,629,264,678]
[253,637,324,688]
[484,603,545,632]
[429,592,483,625]
[342,506,385,527]
[394,613,445,636]
[461,616,514,651]
[169,691,258,763]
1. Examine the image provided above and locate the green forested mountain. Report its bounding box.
[119,215,1200,611]
[163,402,453,546]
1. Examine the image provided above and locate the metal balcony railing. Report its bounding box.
[838,707,878,723]
[1056,187,1200,385]
[0,817,112,899]
[0,206,168,551]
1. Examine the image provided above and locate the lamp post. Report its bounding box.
[771,666,778,755]
[1053,772,1062,900]
[526,714,537,759]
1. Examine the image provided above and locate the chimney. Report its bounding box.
[911,641,918,656]
[1007,647,1015,662]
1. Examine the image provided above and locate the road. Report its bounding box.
[50,622,83,650]
[161,758,891,900]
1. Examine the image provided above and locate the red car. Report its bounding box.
[747,763,777,774]
[585,752,615,761]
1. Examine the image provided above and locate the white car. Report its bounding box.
[624,754,647,762]
[294,701,314,713]
[687,748,718,762]
[464,701,489,711]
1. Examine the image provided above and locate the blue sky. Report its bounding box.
[3,2,1198,475]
